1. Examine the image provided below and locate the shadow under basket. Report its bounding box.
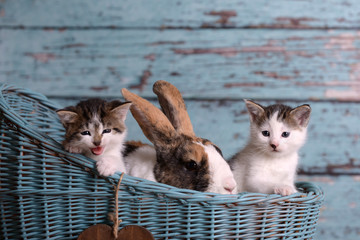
[0,84,324,240]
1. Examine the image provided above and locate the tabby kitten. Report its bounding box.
[229,100,311,196]
[57,98,131,176]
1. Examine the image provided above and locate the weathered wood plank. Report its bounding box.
[298,175,360,240]
[51,98,360,175]
[0,0,359,29]
[1,29,360,101]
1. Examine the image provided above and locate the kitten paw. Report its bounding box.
[96,160,118,177]
[274,185,297,196]
[64,145,83,154]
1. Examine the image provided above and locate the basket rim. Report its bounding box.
[0,84,325,204]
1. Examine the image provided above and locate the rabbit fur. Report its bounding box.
[122,80,237,194]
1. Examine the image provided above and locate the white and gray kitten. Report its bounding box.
[57,98,131,176]
[229,100,311,196]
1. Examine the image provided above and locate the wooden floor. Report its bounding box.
[1,1,359,239]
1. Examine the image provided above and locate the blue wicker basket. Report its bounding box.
[0,84,324,240]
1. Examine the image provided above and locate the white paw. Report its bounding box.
[96,160,118,177]
[65,145,83,154]
[274,185,297,196]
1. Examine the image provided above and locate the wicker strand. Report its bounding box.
[109,173,125,239]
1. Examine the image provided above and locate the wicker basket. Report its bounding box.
[0,84,324,240]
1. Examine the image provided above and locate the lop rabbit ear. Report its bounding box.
[121,88,177,144]
[153,80,195,137]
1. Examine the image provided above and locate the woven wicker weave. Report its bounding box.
[0,84,324,240]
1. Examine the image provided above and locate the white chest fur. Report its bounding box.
[124,145,157,182]
[246,152,298,193]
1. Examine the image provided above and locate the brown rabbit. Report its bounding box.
[122,80,237,194]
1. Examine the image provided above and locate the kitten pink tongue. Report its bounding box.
[91,146,104,155]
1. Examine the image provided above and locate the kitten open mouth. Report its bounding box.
[91,146,104,155]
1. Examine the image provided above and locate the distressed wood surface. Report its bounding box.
[1,29,360,101]
[297,175,360,239]
[1,0,360,29]
[0,0,359,239]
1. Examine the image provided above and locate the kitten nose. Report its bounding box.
[93,141,101,146]
[270,143,278,150]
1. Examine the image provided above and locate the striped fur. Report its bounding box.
[57,98,131,176]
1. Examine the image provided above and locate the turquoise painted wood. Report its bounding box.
[297,175,360,240]
[1,29,360,101]
[0,0,359,239]
[1,0,360,29]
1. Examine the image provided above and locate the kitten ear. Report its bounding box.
[290,104,311,127]
[56,110,79,126]
[244,99,265,122]
[110,102,132,122]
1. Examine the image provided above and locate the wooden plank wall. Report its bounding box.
[1,0,359,239]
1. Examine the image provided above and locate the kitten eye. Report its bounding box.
[185,160,198,171]
[113,128,122,133]
[102,129,111,134]
[262,131,270,137]
[81,131,91,136]
[282,132,290,138]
